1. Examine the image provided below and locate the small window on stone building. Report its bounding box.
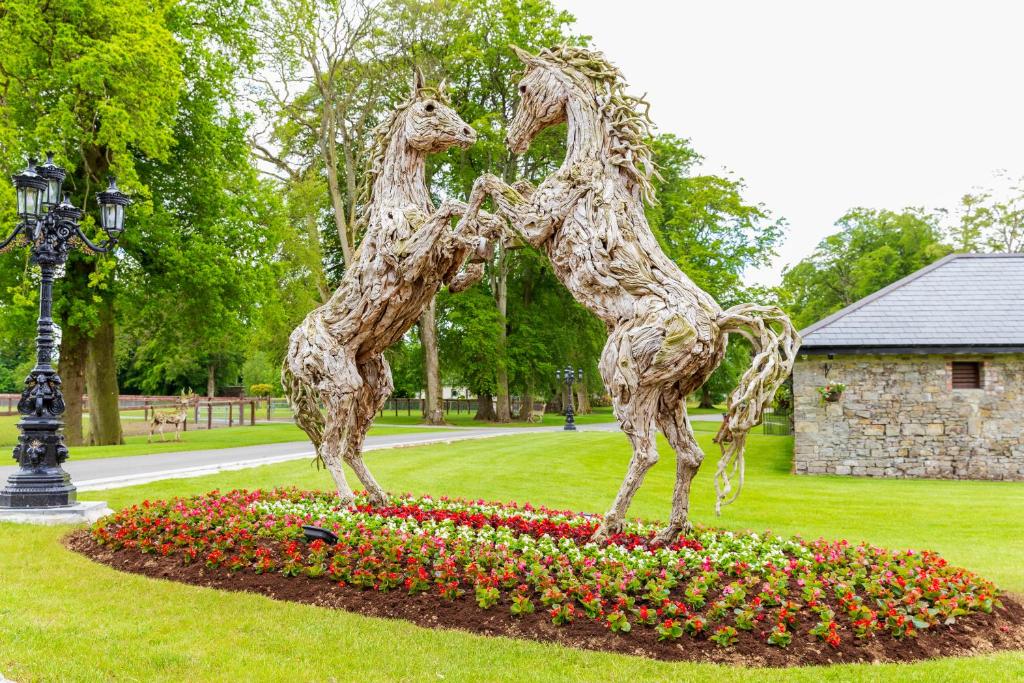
[951,361,982,389]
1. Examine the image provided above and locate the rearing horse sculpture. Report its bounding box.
[459,46,800,543]
[283,70,500,505]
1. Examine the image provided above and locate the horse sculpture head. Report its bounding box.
[506,46,571,154]
[403,67,477,153]
[506,45,659,203]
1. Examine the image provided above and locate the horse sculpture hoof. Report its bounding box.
[366,491,389,508]
[590,518,623,544]
[652,520,693,546]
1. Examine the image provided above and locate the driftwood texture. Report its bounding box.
[283,70,501,505]
[459,46,801,542]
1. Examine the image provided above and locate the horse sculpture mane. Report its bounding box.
[528,45,659,203]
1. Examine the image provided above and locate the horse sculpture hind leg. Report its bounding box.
[340,354,392,507]
[653,384,704,544]
[591,330,663,541]
[313,349,366,505]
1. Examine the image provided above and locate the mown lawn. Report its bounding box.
[0,416,450,461]
[375,404,721,427]
[374,404,620,427]
[1,430,1021,681]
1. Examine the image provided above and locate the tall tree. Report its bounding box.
[251,0,396,270]
[409,0,586,422]
[436,285,503,419]
[0,0,268,442]
[647,135,783,299]
[946,172,1024,253]
[0,0,183,444]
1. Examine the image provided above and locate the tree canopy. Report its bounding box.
[0,0,282,441]
[2,0,1014,430]
[779,208,952,330]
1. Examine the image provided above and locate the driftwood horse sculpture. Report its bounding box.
[283,70,501,506]
[459,46,800,543]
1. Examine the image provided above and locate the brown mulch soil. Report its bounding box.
[66,530,1024,668]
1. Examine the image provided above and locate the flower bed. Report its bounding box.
[75,488,1024,665]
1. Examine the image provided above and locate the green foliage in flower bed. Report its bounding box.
[91,488,1004,651]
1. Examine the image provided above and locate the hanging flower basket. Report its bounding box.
[817,383,846,404]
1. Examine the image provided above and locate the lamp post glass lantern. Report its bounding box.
[37,152,66,211]
[0,155,128,509]
[556,365,583,431]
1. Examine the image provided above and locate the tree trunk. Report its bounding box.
[322,100,354,266]
[419,299,445,425]
[518,385,533,421]
[60,321,88,448]
[699,384,715,409]
[575,382,591,414]
[207,364,216,398]
[85,299,123,446]
[493,248,511,423]
[304,212,331,303]
[474,391,496,421]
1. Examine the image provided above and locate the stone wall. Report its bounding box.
[793,353,1024,480]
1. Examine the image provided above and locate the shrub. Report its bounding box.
[249,383,274,397]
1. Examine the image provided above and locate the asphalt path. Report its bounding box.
[0,415,721,491]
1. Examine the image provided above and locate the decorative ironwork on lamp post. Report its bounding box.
[555,366,584,431]
[0,155,128,508]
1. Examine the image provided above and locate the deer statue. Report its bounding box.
[148,390,195,443]
[457,45,800,543]
[283,69,504,506]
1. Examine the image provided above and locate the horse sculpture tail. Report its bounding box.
[282,360,325,465]
[713,304,801,514]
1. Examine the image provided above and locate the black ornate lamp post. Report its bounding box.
[555,366,584,431]
[0,155,128,509]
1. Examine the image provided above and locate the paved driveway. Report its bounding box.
[0,415,721,491]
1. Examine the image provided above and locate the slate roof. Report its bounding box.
[800,253,1024,352]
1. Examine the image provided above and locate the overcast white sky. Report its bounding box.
[556,0,1024,286]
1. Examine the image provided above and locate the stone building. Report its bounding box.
[793,253,1024,480]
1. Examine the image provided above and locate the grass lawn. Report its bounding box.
[685,403,726,415]
[1,430,1021,681]
[378,404,722,427]
[375,404,620,427]
[0,416,450,461]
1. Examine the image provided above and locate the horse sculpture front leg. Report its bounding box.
[458,169,598,249]
[433,200,507,292]
[457,174,567,248]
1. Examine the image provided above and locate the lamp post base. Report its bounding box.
[0,466,76,508]
[0,500,110,525]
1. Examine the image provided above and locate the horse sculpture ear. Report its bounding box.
[437,77,448,99]
[411,66,426,97]
[509,44,541,67]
